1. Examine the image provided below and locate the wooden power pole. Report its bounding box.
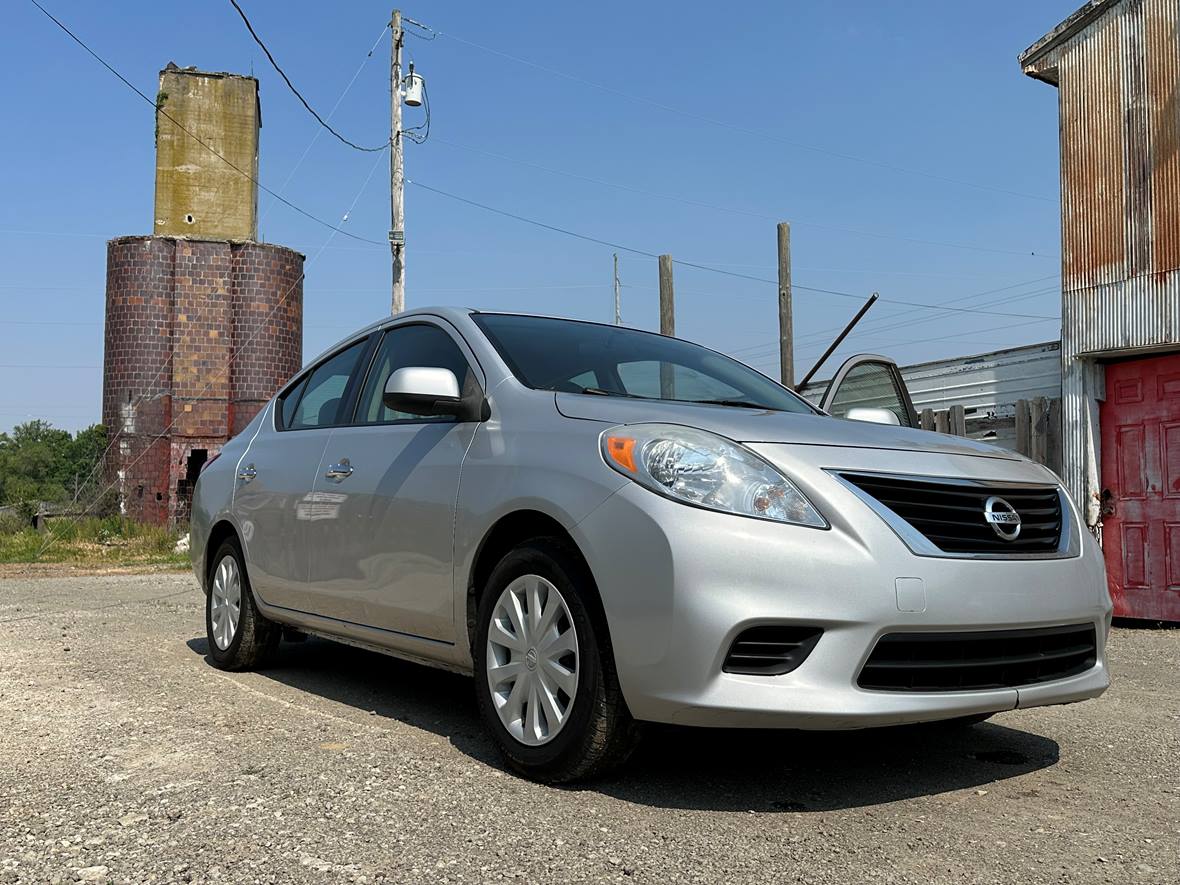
[390,9,405,315]
[658,254,675,398]
[777,222,793,387]
[658,254,675,336]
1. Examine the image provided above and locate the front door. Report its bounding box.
[1100,352,1180,621]
[304,321,483,641]
[234,336,370,614]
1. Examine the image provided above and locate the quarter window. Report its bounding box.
[355,324,475,424]
[287,339,368,430]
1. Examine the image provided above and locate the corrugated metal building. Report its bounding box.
[801,341,1062,451]
[1021,0,1180,620]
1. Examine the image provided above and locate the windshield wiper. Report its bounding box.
[577,386,648,399]
[687,398,777,411]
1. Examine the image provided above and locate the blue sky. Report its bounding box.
[1,1,1076,433]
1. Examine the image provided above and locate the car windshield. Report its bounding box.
[472,313,816,414]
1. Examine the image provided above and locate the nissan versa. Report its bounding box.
[190,308,1112,782]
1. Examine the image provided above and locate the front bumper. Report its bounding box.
[572,446,1112,729]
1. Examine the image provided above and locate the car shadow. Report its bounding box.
[185,635,1060,812]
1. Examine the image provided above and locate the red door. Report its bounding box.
[1100,353,1180,621]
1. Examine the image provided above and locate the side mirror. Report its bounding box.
[845,407,901,426]
[383,367,481,420]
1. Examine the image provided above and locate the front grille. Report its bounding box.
[723,625,823,676]
[858,624,1097,692]
[842,472,1063,554]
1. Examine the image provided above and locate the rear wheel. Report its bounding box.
[474,539,641,782]
[205,538,278,671]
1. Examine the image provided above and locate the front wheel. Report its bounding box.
[473,539,641,782]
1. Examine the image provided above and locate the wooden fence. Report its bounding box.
[919,396,1062,475]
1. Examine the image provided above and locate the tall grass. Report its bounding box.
[0,515,188,566]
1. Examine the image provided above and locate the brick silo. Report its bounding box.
[101,65,304,526]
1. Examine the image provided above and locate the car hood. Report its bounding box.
[554,393,1019,460]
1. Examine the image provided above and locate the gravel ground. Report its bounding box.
[0,573,1176,885]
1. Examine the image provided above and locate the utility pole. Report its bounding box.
[658,254,675,336]
[390,9,405,315]
[658,254,675,398]
[777,222,793,387]
[613,253,621,324]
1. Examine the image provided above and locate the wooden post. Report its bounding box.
[777,222,793,387]
[658,254,675,398]
[920,408,935,431]
[390,9,405,315]
[934,410,950,434]
[1029,396,1049,465]
[949,404,967,436]
[1047,397,1063,476]
[1015,399,1031,457]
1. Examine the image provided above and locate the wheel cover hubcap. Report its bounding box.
[210,554,242,651]
[486,574,579,746]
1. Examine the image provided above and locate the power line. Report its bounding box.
[426,28,1052,203]
[27,0,386,246]
[408,178,1059,321]
[434,138,1057,259]
[227,0,387,152]
[727,286,1060,365]
[726,275,1062,358]
[261,22,390,227]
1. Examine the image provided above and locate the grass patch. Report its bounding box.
[0,515,189,567]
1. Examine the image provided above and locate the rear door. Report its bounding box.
[232,336,371,613]
[818,354,918,428]
[302,320,483,640]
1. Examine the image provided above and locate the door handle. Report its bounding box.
[238,464,257,482]
[324,458,354,482]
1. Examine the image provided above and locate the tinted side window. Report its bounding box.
[277,377,307,429]
[288,339,368,430]
[356,324,474,424]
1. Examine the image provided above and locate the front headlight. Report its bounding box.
[600,423,827,528]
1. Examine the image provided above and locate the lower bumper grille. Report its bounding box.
[723,625,823,676]
[858,624,1097,692]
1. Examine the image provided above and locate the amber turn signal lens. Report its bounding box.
[605,435,638,472]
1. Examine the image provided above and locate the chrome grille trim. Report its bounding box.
[829,470,1080,560]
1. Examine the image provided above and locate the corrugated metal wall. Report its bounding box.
[1024,0,1180,519]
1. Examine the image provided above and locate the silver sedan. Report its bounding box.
[191,308,1111,782]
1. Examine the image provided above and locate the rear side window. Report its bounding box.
[355,324,475,424]
[286,339,368,430]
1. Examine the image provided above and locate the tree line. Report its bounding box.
[0,420,108,520]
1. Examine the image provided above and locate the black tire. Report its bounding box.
[204,537,279,671]
[473,538,641,783]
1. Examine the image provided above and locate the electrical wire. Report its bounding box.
[433,138,1057,259]
[726,276,1062,360]
[227,0,388,152]
[261,22,390,226]
[422,26,1052,203]
[26,0,386,246]
[407,178,1059,320]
